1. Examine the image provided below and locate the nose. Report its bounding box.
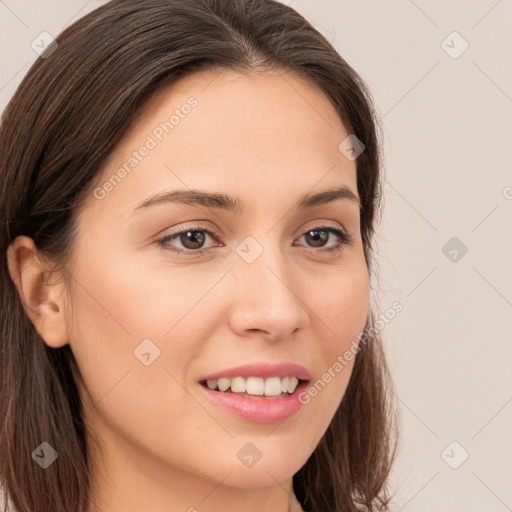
[227,242,310,342]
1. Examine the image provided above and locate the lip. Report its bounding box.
[198,379,310,424]
[199,362,311,381]
[197,362,311,424]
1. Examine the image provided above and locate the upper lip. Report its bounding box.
[199,362,311,382]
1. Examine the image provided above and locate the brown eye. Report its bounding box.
[158,227,217,254]
[296,226,352,252]
[157,224,352,256]
[177,230,206,250]
[304,229,329,247]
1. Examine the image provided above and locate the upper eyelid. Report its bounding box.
[158,222,351,248]
[159,220,349,239]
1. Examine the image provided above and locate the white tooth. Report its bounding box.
[245,377,264,395]
[231,377,246,393]
[206,379,218,390]
[217,378,231,392]
[280,376,289,393]
[264,377,283,396]
[287,376,299,393]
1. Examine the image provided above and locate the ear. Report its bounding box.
[6,235,69,348]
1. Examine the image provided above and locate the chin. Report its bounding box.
[214,464,298,489]
[199,443,306,489]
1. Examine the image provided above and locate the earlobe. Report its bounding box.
[6,235,70,348]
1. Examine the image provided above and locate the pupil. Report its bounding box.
[307,229,327,247]
[182,230,205,249]
[179,229,328,250]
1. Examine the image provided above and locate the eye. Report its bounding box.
[295,225,352,253]
[156,223,352,255]
[157,225,219,255]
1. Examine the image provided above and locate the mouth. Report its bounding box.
[197,362,311,423]
[199,376,309,399]
[197,375,311,424]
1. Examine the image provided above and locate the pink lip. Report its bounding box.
[198,380,310,424]
[197,362,311,424]
[199,362,311,381]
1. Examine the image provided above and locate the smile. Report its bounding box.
[200,375,302,397]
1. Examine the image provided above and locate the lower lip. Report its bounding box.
[198,381,309,424]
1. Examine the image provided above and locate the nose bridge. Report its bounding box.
[229,233,309,337]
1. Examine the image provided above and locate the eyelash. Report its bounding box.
[156,222,353,256]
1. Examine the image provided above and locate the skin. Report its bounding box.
[8,68,370,512]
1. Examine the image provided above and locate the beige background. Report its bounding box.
[1,1,511,511]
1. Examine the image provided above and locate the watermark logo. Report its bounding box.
[134,338,161,366]
[441,31,469,60]
[441,441,469,469]
[442,236,468,263]
[235,236,264,264]
[32,441,58,469]
[236,442,262,468]
[338,134,365,161]
[31,32,58,58]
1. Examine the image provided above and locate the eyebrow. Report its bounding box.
[133,185,360,214]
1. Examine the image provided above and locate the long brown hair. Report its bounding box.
[0,1,399,511]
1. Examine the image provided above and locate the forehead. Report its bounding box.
[134,67,346,134]
[88,68,358,218]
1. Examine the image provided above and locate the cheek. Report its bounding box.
[64,238,220,400]
[64,250,212,472]
[63,246,188,412]
[302,262,369,411]
[320,261,370,352]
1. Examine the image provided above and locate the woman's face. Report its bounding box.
[65,69,369,495]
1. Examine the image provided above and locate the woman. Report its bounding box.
[0,1,399,511]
